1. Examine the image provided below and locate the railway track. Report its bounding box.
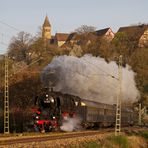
[0,127,147,146]
[0,129,113,146]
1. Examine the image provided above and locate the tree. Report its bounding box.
[129,48,148,105]
[29,37,44,57]
[75,25,96,34]
[8,31,33,62]
[112,32,129,52]
[110,32,133,65]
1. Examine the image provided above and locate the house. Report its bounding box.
[117,24,148,48]
[66,32,78,44]
[41,16,115,48]
[42,16,70,47]
[66,28,115,44]
[54,33,69,47]
[95,27,115,41]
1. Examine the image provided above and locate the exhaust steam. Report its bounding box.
[41,54,140,104]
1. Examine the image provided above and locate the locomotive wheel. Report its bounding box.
[34,124,40,132]
[48,125,53,132]
[52,126,60,132]
[41,129,45,133]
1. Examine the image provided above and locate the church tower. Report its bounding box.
[42,15,51,40]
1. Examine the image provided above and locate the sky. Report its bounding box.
[0,0,148,54]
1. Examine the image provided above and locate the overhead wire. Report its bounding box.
[0,20,19,32]
[82,57,119,80]
[68,67,118,90]
[0,20,42,76]
[0,19,117,79]
[9,57,43,77]
[0,32,14,40]
[0,19,21,53]
[81,57,119,89]
[43,58,118,91]
[0,19,119,90]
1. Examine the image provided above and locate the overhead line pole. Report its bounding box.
[115,55,122,136]
[4,54,9,134]
[0,20,20,134]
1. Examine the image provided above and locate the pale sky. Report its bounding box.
[0,0,148,54]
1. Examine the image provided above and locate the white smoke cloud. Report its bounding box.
[41,54,140,104]
[60,116,82,132]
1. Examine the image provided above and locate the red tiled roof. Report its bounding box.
[55,33,69,41]
[117,24,148,41]
[66,32,77,41]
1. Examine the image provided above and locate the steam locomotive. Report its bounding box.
[32,89,137,132]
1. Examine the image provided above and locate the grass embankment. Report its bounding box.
[139,131,148,140]
[69,132,148,148]
[75,135,129,148]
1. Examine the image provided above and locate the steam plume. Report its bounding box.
[41,55,140,104]
[60,116,82,132]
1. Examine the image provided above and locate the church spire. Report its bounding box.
[42,15,51,40]
[43,15,51,27]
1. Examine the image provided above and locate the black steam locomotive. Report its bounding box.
[32,89,137,132]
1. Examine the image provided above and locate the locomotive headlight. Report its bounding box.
[36,116,39,119]
[51,99,54,103]
[50,97,54,103]
[75,101,78,106]
[81,102,86,106]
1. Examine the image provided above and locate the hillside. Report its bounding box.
[0,32,148,111]
[0,33,148,105]
[0,34,147,132]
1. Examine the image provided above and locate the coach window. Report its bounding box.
[100,108,104,115]
[104,109,107,115]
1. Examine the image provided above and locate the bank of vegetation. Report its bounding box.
[0,25,147,133]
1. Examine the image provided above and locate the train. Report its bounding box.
[31,89,138,132]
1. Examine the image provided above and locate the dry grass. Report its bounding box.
[128,136,147,148]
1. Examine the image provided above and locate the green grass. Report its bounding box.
[81,141,101,148]
[139,131,148,140]
[108,135,129,148]
[69,141,101,148]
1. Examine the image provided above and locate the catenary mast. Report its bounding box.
[115,55,122,136]
[4,54,9,134]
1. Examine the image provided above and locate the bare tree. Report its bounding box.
[75,25,96,34]
[8,31,33,62]
[36,26,42,37]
